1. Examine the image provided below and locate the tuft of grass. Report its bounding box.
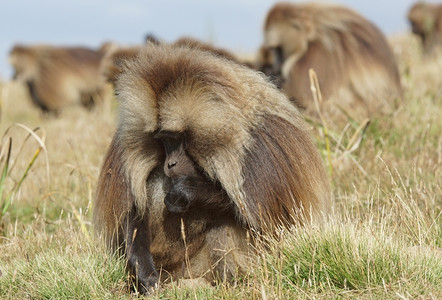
[0,124,48,236]
[0,244,128,299]
[269,223,441,295]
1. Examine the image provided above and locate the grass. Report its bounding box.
[0,243,127,299]
[257,224,441,299]
[0,34,441,299]
[0,124,49,225]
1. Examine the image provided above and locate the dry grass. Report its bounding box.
[0,33,441,299]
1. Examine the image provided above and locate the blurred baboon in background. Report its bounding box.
[408,2,442,55]
[9,44,109,114]
[93,42,331,293]
[256,2,402,123]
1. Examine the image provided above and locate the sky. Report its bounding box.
[0,0,424,79]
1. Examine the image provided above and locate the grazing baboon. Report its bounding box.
[93,42,331,294]
[9,44,108,114]
[408,2,442,54]
[256,2,402,122]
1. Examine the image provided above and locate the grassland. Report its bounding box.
[0,34,440,299]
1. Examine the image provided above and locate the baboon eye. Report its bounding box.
[168,161,177,169]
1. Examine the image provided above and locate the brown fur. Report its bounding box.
[9,44,108,113]
[173,37,241,63]
[256,2,402,122]
[93,43,331,293]
[99,44,143,84]
[408,2,442,55]
[100,37,242,84]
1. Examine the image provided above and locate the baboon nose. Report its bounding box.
[167,161,177,169]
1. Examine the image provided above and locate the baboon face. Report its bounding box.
[260,18,314,82]
[408,3,435,35]
[155,131,230,215]
[255,46,284,88]
[257,46,282,75]
[264,20,312,61]
[410,19,422,35]
[9,46,38,81]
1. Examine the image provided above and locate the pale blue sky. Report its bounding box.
[0,0,423,79]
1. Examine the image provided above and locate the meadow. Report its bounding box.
[0,34,440,299]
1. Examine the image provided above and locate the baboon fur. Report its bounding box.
[257,2,402,123]
[173,36,241,63]
[9,44,108,113]
[100,37,242,84]
[408,2,442,55]
[99,44,143,84]
[93,42,331,289]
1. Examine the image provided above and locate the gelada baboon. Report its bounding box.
[9,44,108,114]
[93,42,331,293]
[408,2,442,54]
[257,2,402,122]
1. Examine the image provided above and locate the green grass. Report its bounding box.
[0,34,441,299]
[271,224,441,295]
[0,248,127,299]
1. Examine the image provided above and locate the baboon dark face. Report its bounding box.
[410,20,423,35]
[155,131,231,215]
[257,46,284,88]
